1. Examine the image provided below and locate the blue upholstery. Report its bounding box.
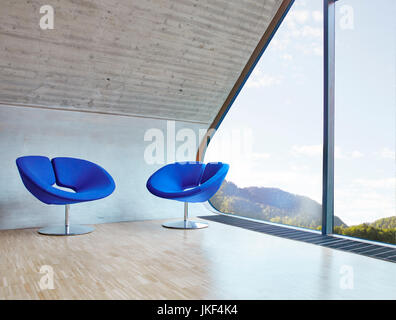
[16,156,115,205]
[146,161,229,203]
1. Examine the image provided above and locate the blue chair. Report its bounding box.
[146,161,229,229]
[16,156,115,235]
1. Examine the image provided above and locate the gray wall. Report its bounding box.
[0,105,208,230]
[0,0,284,229]
[0,0,282,123]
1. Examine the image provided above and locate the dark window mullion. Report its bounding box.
[322,0,336,235]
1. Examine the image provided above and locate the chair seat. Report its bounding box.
[16,156,115,205]
[146,161,229,203]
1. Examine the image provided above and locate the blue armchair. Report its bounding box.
[16,156,115,235]
[146,161,229,229]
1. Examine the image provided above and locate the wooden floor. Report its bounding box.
[0,217,395,299]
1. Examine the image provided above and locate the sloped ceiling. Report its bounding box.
[0,0,283,124]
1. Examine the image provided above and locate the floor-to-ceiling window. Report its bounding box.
[334,0,396,244]
[205,0,334,230]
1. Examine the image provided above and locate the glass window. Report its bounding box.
[334,0,396,244]
[205,0,331,231]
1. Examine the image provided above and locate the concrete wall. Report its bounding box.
[0,0,282,124]
[0,105,208,230]
[0,0,286,229]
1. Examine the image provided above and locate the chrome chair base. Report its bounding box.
[38,225,94,236]
[162,220,208,229]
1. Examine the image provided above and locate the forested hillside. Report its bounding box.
[210,180,346,230]
[210,180,396,244]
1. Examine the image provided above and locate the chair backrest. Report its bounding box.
[148,162,205,192]
[16,156,116,205]
[16,156,56,187]
[200,162,225,184]
[16,156,59,204]
[51,157,114,192]
[175,162,206,189]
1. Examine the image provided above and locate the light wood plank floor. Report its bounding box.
[0,217,395,299]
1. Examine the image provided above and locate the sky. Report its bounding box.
[204,0,395,226]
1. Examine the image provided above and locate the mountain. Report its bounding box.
[210,180,346,230]
[370,216,396,229]
[335,217,396,245]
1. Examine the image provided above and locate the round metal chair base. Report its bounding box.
[38,225,94,236]
[162,220,208,229]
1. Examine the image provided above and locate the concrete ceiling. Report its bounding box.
[0,0,283,124]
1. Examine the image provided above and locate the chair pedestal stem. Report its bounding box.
[162,202,208,229]
[184,202,188,222]
[65,204,70,234]
[38,205,94,236]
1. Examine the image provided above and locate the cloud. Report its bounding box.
[270,38,290,51]
[335,188,395,225]
[284,10,321,37]
[295,0,308,8]
[350,150,364,158]
[337,150,363,159]
[335,176,395,225]
[287,26,322,39]
[354,178,396,189]
[295,42,323,56]
[249,152,271,160]
[291,144,322,157]
[291,144,364,159]
[290,72,306,85]
[312,10,322,22]
[380,147,395,159]
[245,71,282,88]
[281,53,293,61]
[301,26,322,38]
[283,10,310,39]
[224,165,323,203]
[268,7,323,58]
[277,6,323,57]
[312,45,322,56]
[288,10,310,24]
